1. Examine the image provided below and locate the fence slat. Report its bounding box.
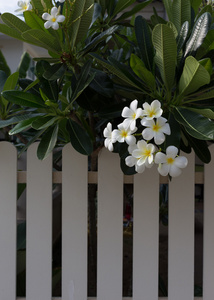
[0,142,17,300]
[133,167,159,300]
[97,149,123,300]
[26,143,52,300]
[203,144,214,300]
[168,152,195,300]
[62,144,88,300]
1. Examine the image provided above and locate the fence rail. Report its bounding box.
[0,141,213,300]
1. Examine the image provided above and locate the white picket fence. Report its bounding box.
[0,141,214,300]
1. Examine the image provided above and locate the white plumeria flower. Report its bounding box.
[132,140,155,168]
[15,0,32,12]
[58,0,65,2]
[42,7,65,30]
[112,123,136,145]
[155,146,188,177]
[141,116,171,145]
[122,99,143,131]
[142,99,163,120]
[103,122,116,152]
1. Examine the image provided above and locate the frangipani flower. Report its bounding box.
[122,99,143,131]
[132,140,155,167]
[42,7,65,30]
[125,143,147,173]
[142,99,163,120]
[15,0,32,12]
[141,116,171,145]
[103,122,116,152]
[155,146,188,177]
[112,123,136,145]
[58,0,65,2]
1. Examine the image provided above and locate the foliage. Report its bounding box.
[0,0,214,170]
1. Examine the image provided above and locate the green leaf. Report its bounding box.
[184,12,212,57]
[66,119,93,155]
[172,0,191,32]
[176,21,189,54]
[178,56,210,97]
[1,71,19,108]
[22,29,62,53]
[152,24,177,91]
[43,63,66,81]
[111,0,135,19]
[0,113,44,128]
[130,54,156,90]
[23,10,49,32]
[162,0,173,22]
[91,53,143,90]
[197,29,214,58]
[174,107,214,140]
[191,0,202,16]
[80,25,119,56]
[0,71,8,93]
[17,52,31,78]
[199,58,212,75]
[134,16,154,71]
[37,124,59,160]
[69,0,94,49]
[9,117,38,135]
[0,50,11,76]
[0,24,26,43]
[114,0,152,22]
[185,133,211,163]
[1,13,31,33]
[187,107,214,119]
[32,116,59,130]
[2,91,46,108]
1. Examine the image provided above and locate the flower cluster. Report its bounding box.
[16,0,65,30]
[103,99,188,177]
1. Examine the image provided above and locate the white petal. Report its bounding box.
[169,165,182,177]
[166,145,178,158]
[155,152,167,164]
[174,156,188,168]
[161,123,171,135]
[130,99,138,111]
[142,128,154,141]
[135,108,143,118]
[157,163,170,176]
[51,6,58,16]
[154,131,165,145]
[137,139,147,149]
[107,142,114,152]
[129,120,136,131]
[44,21,53,29]
[125,135,136,145]
[42,12,51,20]
[56,15,65,23]
[52,21,59,29]
[135,163,146,173]
[141,118,154,127]
[128,144,137,154]
[122,107,132,118]
[125,156,137,167]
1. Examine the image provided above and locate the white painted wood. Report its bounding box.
[0,142,17,300]
[26,143,52,300]
[203,144,214,300]
[97,149,123,300]
[133,166,159,300]
[168,152,195,300]
[62,144,88,300]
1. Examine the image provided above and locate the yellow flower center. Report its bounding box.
[52,17,57,22]
[167,157,174,164]
[121,130,128,138]
[149,110,155,118]
[152,124,160,132]
[132,112,136,119]
[144,149,151,157]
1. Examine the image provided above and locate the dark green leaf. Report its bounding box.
[17,52,31,78]
[9,116,38,135]
[174,107,214,140]
[2,90,46,108]
[186,133,211,163]
[134,16,154,71]
[66,119,93,155]
[176,21,189,54]
[37,124,59,160]
[0,49,11,76]
[43,63,66,81]
[172,0,191,32]
[0,70,8,92]
[32,116,58,130]
[0,113,44,128]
